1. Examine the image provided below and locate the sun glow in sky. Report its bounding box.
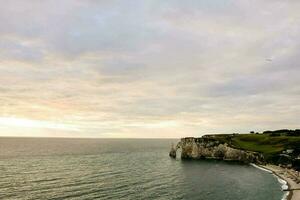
[0,117,79,131]
[0,1,300,138]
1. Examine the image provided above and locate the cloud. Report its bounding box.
[0,0,299,137]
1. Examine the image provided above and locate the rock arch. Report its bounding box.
[169,141,182,158]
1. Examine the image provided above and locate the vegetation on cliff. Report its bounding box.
[208,129,300,168]
[171,129,300,169]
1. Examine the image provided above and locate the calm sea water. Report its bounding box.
[0,138,284,200]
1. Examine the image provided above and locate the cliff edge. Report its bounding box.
[170,137,264,164]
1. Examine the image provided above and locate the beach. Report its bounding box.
[257,164,300,200]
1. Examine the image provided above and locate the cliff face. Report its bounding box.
[171,137,264,164]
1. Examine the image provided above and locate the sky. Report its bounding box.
[0,0,299,138]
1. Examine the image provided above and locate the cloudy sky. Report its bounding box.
[0,0,299,138]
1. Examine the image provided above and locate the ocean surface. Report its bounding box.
[0,138,285,200]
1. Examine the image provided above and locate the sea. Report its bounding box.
[0,138,285,200]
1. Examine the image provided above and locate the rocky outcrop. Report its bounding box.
[170,137,264,164]
[169,143,177,158]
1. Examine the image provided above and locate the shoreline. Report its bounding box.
[251,164,300,200]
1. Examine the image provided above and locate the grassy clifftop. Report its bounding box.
[231,134,300,154]
[207,129,300,166]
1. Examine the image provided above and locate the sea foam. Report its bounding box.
[250,164,289,200]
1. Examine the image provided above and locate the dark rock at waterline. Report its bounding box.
[169,149,176,158]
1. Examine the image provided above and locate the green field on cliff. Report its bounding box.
[212,130,300,161]
[231,134,300,154]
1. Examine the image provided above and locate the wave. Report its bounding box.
[250,163,272,173]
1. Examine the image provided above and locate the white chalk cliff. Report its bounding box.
[170,137,264,164]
